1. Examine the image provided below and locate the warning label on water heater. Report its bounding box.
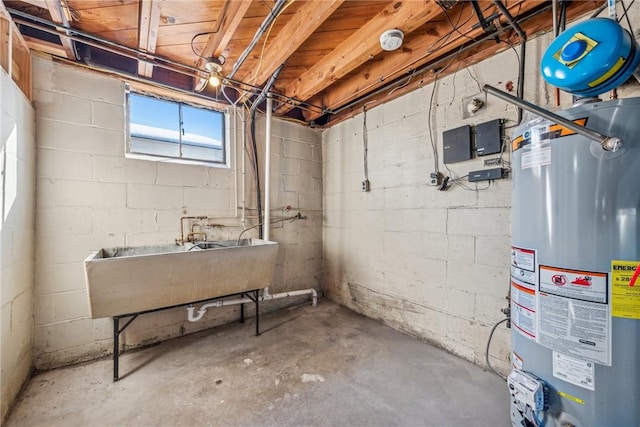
[611,260,640,319]
[538,265,611,366]
[511,246,537,341]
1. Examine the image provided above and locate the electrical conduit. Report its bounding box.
[186,289,318,322]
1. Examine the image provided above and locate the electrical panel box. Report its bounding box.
[442,125,472,164]
[475,119,502,156]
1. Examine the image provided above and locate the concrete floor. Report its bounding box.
[6,301,509,426]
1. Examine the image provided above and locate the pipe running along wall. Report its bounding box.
[264,94,272,241]
[186,289,318,322]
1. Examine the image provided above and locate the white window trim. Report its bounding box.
[124,88,232,169]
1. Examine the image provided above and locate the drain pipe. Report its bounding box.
[250,65,282,240]
[186,289,318,322]
[227,0,287,79]
[264,93,272,241]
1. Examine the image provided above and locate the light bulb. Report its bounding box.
[209,73,221,87]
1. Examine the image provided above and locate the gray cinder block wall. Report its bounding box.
[322,21,640,374]
[31,56,322,370]
[1,68,36,421]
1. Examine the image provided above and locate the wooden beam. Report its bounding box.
[321,0,602,127]
[304,0,544,121]
[275,0,444,115]
[137,0,164,77]
[44,0,76,59]
[235,0,345,87]
[193,0,252,90]
[23,35,67,57]
[18,0,48,8]
[0,17,10,74]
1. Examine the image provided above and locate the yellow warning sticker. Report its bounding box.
[611,260,640,319]
[558,391,585,405]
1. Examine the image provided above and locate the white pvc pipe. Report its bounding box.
[241,107,246,227]
[264,94,272,241]
[186,288,318,322]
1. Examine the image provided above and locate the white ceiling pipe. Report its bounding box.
[186,288,318,322]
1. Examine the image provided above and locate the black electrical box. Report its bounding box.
[468,167,504,182]
[475,119,502,156]
[442,125,472,164]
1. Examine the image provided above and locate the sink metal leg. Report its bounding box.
[240,292,245,324]
[113,314,139,382]
[113,317,120,382]
[255,289,260,336]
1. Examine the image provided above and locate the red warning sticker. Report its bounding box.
[539,265,608,304]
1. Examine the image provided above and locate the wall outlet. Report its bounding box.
[362,180,370,192]
[428,172,442,186]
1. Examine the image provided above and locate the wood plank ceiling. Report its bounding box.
[3,0,602,126]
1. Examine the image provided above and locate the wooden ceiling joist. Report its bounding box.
[137,0,164,78]
[44,0,76,59]
[193,0,252,91]
[234,0,345,92]
[323,0,602,126]
[303,0,545,121]
[275,0,446,115]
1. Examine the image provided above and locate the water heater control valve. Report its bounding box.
[508,370,549,426]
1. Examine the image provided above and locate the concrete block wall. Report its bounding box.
[32,56,322,370]
[323,21,640,374]
[1,70,36,421]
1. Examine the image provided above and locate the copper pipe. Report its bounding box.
[177,216,208,245]
[186,232,208,243]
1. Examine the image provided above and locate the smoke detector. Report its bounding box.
[380,29,404,51]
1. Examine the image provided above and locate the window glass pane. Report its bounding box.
[129,93,180,157]
[181,104,225,162]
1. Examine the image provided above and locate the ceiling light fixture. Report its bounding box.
[380,29,404,51]
[204,56,225,88]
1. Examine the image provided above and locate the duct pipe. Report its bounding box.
[264,94,272,241]
[483,84,623,151]
[492,0,527,123]
[228,0,287,79]
[186,289,318,322]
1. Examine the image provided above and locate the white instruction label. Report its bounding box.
[510,246,538,341]
[521,147,551,169]
[512,279,537,340]
[538,265,610,366]
[511,246,536,286]
[553,352,595,391]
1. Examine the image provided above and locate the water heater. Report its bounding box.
[508,17,640,427]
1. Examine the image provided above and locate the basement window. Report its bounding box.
[126,91,227,166]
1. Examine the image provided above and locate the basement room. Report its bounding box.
[1,0,639,426]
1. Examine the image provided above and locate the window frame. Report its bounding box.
[125,89,231,168]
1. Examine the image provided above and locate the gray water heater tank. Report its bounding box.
[510,97,640,426]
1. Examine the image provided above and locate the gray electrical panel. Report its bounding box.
[475,119,502,156]
[442,125,472,163]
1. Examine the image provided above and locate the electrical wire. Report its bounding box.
[189,0,231,59]
[329,2,479,111]
[618,0,635,33]
[237,213,303,245]
[428,73,440,174]
[486,317,509,381]
[248,0,296,84]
